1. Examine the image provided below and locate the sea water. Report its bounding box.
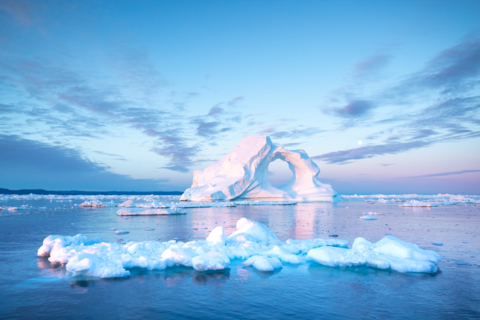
[0,197,479,319]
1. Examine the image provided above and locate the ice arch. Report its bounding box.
[180,136,337,202]
[268,159,293,188]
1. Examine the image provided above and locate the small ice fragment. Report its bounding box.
[329,234,338,237]
[145,228,154,231]
[456,262,471,266]
[360,215,377,220]
[115,230,129,235]
[432,242,443,246]
[109,228,117,231]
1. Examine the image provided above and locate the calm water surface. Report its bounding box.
[0,201,479,319]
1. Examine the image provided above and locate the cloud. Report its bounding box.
[399,169,480,179]
[323,100,376,118]
[269,127,325,140]
[207,106,224,116]
[0,135,170,190]
[353,54,391,78]
[412,37,480,94]
[313,140,430,164]
[317,36,480,164]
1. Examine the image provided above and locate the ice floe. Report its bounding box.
[307,236,441,273]
[37,218,441,278]
[116,206,187,216]
[360,215,377,220]
[79,201,103,208]
[343,193,480,206]
[401,201,437,207]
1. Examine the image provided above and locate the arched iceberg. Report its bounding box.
[181,136,336,202]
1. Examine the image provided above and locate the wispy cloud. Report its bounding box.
[317,35,480,164]
[313,140,430,165]
[323,100,376,118]
[398,169,480,179]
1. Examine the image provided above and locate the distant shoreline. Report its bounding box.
[0,188,184,196]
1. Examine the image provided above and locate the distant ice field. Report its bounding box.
[0,196,479,319]
[1,193,479,217]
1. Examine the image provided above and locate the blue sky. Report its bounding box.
[1,0,479,194]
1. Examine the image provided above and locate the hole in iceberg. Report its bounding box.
[268,159,293,188]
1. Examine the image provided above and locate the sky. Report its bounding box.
[1,0,479,194]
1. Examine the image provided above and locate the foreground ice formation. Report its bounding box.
[180,136,336,202]
[307,236,441,273]
[37,218,441,278]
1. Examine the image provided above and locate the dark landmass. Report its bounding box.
[0,188,183,196]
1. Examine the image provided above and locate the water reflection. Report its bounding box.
[193,269,230,286]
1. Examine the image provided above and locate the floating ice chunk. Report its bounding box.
[456,261,471,266]
[115,230,129,235]
[308,235,441,273]
[235,200,297,206]
[206,226,226,245]
[7,207,17,211]
[192,252,230,271]
[109,228,116,231]
[136,201,167,209]
[116,207,186,216]
[145,228,155,231]
[228,218,280,245]
[360,215,377,220]
[362,212,384,215]
[37,234,87,258]
[401,201,437,207]
[432,242,443,246]
[36,217,441,279]
[79,201,103,207]
[244,255,283,271]
[118,200,134,207]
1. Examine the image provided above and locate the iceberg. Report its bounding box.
[180,136,336,202]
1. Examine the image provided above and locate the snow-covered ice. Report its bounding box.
[37,217,441,278]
